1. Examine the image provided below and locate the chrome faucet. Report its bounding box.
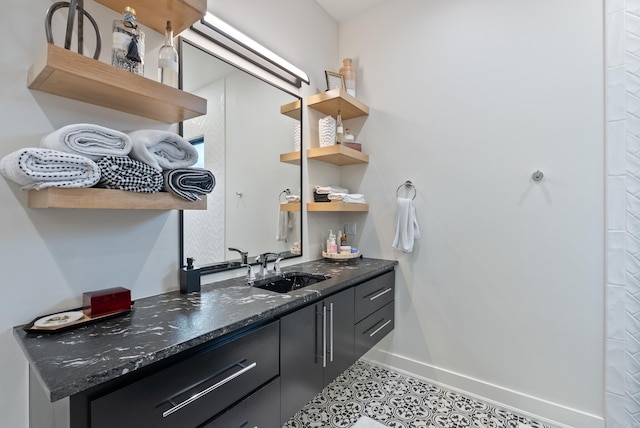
[242,263,256,283]
[274,257,283,275]
[256,252,278,278]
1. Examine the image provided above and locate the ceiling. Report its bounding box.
[315,0,387,22]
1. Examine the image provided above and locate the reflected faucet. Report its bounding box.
[228,247,248,265]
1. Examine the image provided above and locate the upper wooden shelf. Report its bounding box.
[307,202,369,212]
[280,151,301,165]
[307,144,369,165]
[95,0,206,34]
[280,100,302,121]
[306,89,369,120]
[28,44,207,124]
[28,188,207,210]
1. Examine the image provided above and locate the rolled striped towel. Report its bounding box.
[96,156,163,193]
[127,130,198,171]
[163,168,215,201]
[0,148,101,190]
[40,124,132,161]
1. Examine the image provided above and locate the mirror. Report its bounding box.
[179,37,303,274]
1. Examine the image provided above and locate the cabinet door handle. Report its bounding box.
[329,302,334,363]
[162,362,257,418]
[369,287,392,301]
[322,305,327,368]
[368,319,392,338]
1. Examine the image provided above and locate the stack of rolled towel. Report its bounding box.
[0,124,215,201]
[314,185,366,204]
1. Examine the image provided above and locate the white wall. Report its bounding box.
[339,0,605,427]
[0,1,337,427]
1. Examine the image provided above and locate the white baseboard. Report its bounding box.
[362,346,604,428]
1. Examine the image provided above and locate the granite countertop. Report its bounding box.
[13,257,397,402]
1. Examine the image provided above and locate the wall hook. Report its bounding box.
[235,191,243,197]
[532,170,544,182]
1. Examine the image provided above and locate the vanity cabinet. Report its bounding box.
[280,287,355,424]
[84,321,279,428]
[354,270,395,359]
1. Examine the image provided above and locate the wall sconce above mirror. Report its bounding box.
[190,12,310,88]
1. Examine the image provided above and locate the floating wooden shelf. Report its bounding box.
[307,144,369,165]
[280,100,302,121]
[280,151,301,165]
[306,89,369,120]
[280,203,300,212]
[28,44,207,124]
[28,188,207,210]
[307,202,369,212]
[95,0,206,34]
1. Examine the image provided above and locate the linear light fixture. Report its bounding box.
[190,12,310,88]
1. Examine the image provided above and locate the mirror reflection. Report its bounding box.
[180,39,302,271]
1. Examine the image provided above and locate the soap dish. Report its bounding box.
[322,250,361,260]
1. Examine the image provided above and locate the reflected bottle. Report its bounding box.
[158,21,179,88]
[339,58,356,97]
[112,6,145,76]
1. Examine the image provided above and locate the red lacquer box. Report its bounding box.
[82,287,131,317]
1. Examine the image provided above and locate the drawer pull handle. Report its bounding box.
[369,320,392,338]
[162,362,257,418]
[322,305,327,368]
[369,288,392,301]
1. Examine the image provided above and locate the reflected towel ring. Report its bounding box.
[396,180,417,200]
[279,188,291,202]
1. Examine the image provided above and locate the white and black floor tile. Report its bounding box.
[283,360,552,428]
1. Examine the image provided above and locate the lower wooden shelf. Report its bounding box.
[279,151,301,165]
[280,203,301,212]
[28,188,207,210]
[307,202,369,212]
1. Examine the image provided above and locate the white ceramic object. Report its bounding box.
[318,115,336,147]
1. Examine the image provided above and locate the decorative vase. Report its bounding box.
[339,58,356,97]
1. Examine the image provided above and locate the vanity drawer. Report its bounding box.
[90,321,279,428]
[202,377,280,428]
[355,302,394,359]
[354,270,395,323]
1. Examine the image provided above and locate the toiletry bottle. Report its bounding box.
[339,58,356,97]
[112,6,145,76]
[336,110,344,144]
[345,129,354,143]
[340,229,347,246]
[158,21,179,87]
[329,230,338,254]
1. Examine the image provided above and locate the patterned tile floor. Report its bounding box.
[283,360,552,428]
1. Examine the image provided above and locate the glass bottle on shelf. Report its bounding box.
[336,109,344,144]
[158,21,179,88]
[339,58,356,97]
[112,6,145,76]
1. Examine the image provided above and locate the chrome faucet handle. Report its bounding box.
[274,257,283,274]
[241,263,255,283]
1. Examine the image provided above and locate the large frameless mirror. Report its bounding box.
[179,19,304,274]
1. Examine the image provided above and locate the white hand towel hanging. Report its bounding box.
[392,197,420,253]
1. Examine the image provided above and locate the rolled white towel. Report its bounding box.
[285,194,300,202]
[328,192,345,201]
[128,130,198,171]
[0,148,101,190]
[40,124,132,161]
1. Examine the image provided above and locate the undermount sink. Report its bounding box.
[254,272,330,293]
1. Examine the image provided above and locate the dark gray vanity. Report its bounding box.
[14,257,396,428]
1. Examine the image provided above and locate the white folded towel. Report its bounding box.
[285,194,300,202]
[343,193,366,204]
[315,184,349,194]
[392,197,420,253]
[40,124,132,161]
[0,148,101,190]
[276,207,293,241]
[327,192,345,201]
[127,130,198,171]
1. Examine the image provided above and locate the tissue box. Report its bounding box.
[83,287,131,317]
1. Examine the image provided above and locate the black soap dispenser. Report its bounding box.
[180,257,201,294]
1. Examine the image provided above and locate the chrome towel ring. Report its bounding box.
[396,180,417,200]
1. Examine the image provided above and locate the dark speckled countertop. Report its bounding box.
[13,257,397,402]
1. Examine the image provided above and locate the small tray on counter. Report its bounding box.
[23,305,133,334]
[322,250,361,260]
